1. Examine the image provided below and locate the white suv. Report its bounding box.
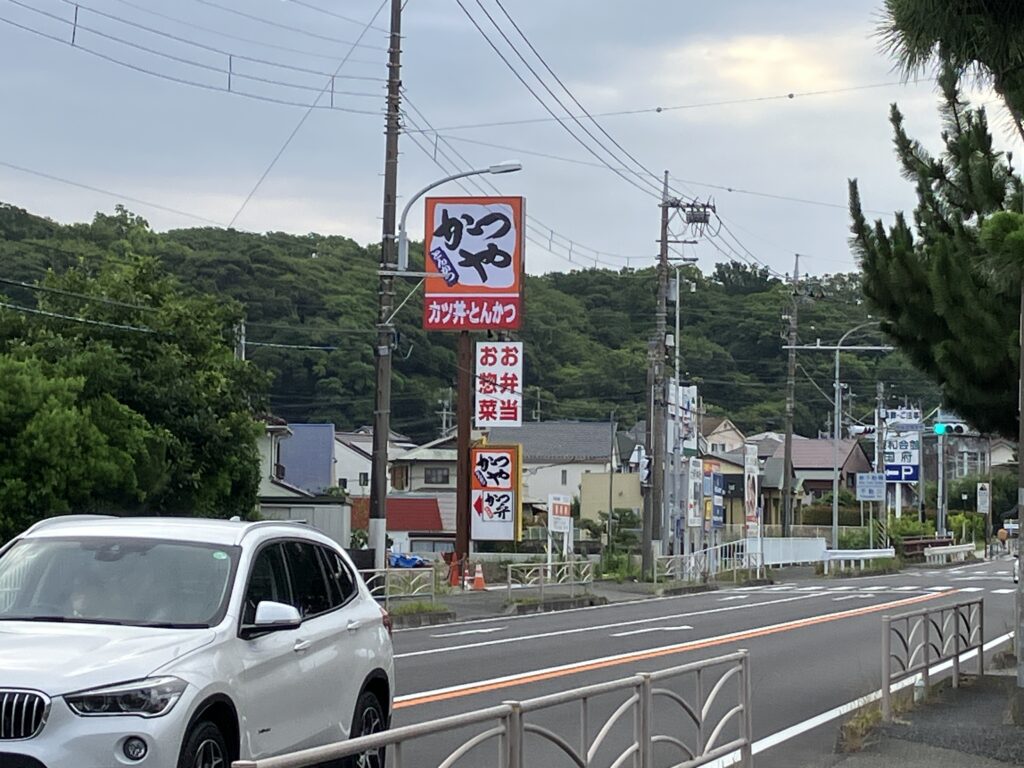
[0,516,394,768]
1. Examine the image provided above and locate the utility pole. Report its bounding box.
[643,171,671,579]
[368,0,402,571]
[436,387,453,437]
[607,408,617,557]
[1017,283,1024,695]
[455,331,472,579]
[782,254,800,537]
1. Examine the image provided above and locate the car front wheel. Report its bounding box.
[178,720,228,768]
[346,691,386,768]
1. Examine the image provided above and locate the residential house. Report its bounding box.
[350,495,452,555]
[334,427,418,496]
[390,434,458,493]
[489,421,618,505]
[990,438,1016,471]
[277,423,337,495]
[702,417,746,454]
[771,439,872,505]
[746,431,810,460]
[256,419,349,546]
[580,472,642,522]
[256,417,312,500]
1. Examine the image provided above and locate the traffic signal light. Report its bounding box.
[933,422,967,435]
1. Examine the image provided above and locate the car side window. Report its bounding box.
[283,541,332,619]
[242,543,291,625]
[319,547,358,608]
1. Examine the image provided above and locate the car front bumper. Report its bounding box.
[1,691,193,768]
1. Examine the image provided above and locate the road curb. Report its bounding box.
[391,610,457,629]
[512,595,609,614]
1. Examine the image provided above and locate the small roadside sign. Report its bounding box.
[856,472,886,502]
[977,482,991,516]
[548,494,572,535]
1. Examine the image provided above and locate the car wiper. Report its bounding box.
[0,616,128,625]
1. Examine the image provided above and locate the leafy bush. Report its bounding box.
[838,528,871,549]
[947,512,985,543]
[800,505,865,527]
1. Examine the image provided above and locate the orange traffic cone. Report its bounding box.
[471,563,487,591]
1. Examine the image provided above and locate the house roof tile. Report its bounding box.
[489,421,614,462]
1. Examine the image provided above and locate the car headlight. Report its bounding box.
[65,677,187,718]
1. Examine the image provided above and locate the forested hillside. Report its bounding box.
[0,203,941,442]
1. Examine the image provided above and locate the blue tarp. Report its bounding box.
[389,552,428,568]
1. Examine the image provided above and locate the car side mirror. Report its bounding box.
[241,601,302,639]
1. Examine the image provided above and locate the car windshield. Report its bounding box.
[0,536,239,628]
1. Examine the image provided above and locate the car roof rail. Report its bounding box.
[235,518,312,542]
[24,514,117,534]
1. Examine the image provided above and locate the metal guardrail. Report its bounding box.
[881,597,984,720]
[359,567,436,608]
[232,650,753,768]
[822,547,895,574]
[506,559,594,603]
[923,543,974,565]
[655,540,764,584]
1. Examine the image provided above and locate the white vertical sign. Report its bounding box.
[475,341,523,428]
[977,482,991,516]
[686,457,704,527]
[743,444,760,536]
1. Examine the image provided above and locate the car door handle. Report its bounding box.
[293,639,311,653]
[347,619,363,632]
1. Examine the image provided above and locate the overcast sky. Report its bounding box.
[0,0,1011,277]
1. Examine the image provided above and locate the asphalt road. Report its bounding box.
[388,558,1017,767]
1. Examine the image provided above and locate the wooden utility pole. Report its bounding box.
[368,0,402,570]
[643,171,671,578]
[782,254,800,537]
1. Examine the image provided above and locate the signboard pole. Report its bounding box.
[455,331,472,584]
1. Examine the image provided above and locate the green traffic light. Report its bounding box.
[933,423,947,435]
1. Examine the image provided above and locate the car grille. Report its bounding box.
[0,754,47,768]
[0,691,48,740]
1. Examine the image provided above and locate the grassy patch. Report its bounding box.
[386,600,448,616]
[838,704,883,752]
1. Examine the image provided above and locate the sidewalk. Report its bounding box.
[825,672,1024,767]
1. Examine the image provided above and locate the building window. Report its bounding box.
[358,472,369,487]
[424,467,450,485]
[956,451,980,478]
[712,442,726,453]
[560,469,568,486]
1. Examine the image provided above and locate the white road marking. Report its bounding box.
[395,593,822,658]
[718,595,750,602]
[796,586,825,592]
[925,586,954,591]
[702,631,1015,767]
[610,625,693,637]
[861,586,887,591]
[430,627,506,638]
[958,587,985,593]
[395,594,965,705]
[828,586,855,592]
[892,586,918,591]
[992,588,1016,594]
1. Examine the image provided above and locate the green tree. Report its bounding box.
[0,208,268,521]
[879,0,1024,140]
[0,357,152,539]
[850,70,1023,437]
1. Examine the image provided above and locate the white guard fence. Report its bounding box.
[923,543,974,565]
[746,537,826,568]
[654,540,764,584]
[822,548,896,574]
[232,651,753,768]
[506,559,595,602]
[359,567,437,608]
[881,597,983,720]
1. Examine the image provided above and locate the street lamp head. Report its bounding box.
[487,160,523,175]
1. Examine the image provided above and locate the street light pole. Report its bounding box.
[830,321,881,550]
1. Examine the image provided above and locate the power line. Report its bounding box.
[0,11,384,115]
[55,0,384,88]
[284,0,391,34]
[227,0,390,228]
[453,0,662,202]
[193,0,386,50]
[0,275,158,310]
[0,298,156,332]
[0,158,226,225]
[402,81,911,133]
[103,0,383,68]
[491,0,682,201]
